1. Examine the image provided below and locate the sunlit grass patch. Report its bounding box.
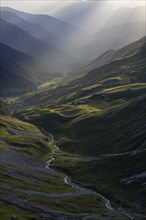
[0,116,41,133]
[103,83,146,94]
[81,83,102,91]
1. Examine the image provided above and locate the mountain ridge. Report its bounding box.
[15,36,146,107]
[0,10,66,50]
[72,21,145,62]
[0,6,88,47]
[0,18,81,74]
[72,36,146,78]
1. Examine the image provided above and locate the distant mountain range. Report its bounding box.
[0,10,65,50]
[1,7,87,49]
[0,18,82,74]
[1,6,145,65]
[0,7,145,97]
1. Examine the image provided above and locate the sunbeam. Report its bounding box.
[1,0,145,68]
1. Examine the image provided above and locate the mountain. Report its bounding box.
[0,7,88,49]
[1,6,145,66]
[0,10,65,50]
[0,5,145,218]
[0,18,81,74]
[17,37,146,107]
[75,36,146,77]
[74,50,116,77]
[14,37,146,216]
[72,21,145,63]
[0,43,60,96]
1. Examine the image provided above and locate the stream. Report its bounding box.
[45,132,144,220]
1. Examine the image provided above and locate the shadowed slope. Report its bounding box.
[0,11,65,50]
[0,19,81,74]
[0,43,60,96]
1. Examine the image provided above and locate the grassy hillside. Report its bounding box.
[1,115,126,219]
[13,37,146,217]
[75,36,146,78]
[15,91,146,215]
[73,21,145,63]
[13,37,146,108]
[0,100,10,115]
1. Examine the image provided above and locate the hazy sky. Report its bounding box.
[1,1,145,15]
[1,0,145,33]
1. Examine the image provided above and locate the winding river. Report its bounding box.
[45,132,142,220]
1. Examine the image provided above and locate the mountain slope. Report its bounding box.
[1,114,129,219]
[14,37,146,215]
[0,115,73,219]
[0,19,80,74]
[0,10,65,50]
[15,37,146,107]
[73,21,145,62]
[0,43,60,96]
[0,7,87,49]
[77,32,146,77]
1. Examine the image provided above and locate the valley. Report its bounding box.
[1,37,145,219]
[0,3,146,220]
[0,110,131,220]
